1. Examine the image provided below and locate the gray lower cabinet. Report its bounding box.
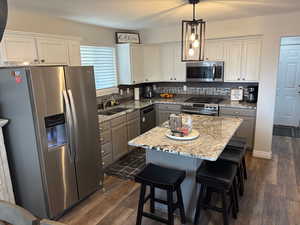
[99,121,112,169]
[127,110,140,151]
[219,107,256,149]
[111,115,128,161]
[156,104,182,125]
[99,111,141,168]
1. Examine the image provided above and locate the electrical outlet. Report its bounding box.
[127,88,130,94]
[183,85,187,92]
[120,89,123,95]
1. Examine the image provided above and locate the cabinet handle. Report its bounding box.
[237,78,240,81]
[133,80,136,83]
[242,78,245,81]
[174,78,177,80]
[34,59,39,63]
[41,59,45,63]
[170,78,173,80]
[101,150,105,154]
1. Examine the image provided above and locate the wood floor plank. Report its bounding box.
[59,136,300,225]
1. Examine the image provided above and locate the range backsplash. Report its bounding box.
[152,82,259,98]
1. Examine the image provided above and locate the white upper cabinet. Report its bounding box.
[173,42,186,82]
[223,40,243,82]
[223,37,262,82]
[0,34,38,64]
[159,42,186,82]
[0,31,81,66]
[143,44,161,82]
[241,39,262,82]
[36,38,68,65]
[117,44,144,85]
[204,40,224,61]
[68,40,81,66]
[160,43,174,82]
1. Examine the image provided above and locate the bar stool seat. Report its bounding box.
[135,163,186,191]
[194,160,239,225]
[135,163,186,225]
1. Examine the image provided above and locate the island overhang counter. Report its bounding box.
[128,114,243,221]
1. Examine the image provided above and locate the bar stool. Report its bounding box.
[227,137,248,180]
[219,145,246,196]
[194,160,238,225]
[135,163,186,225]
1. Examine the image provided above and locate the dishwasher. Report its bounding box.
[140,105,156,134]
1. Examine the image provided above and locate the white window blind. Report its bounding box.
[80,46,118,90]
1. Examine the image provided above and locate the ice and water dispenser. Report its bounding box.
[45,114,67,148]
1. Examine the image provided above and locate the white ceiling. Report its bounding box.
[8,0,300,30]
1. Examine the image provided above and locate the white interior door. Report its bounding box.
[274,45,300,126]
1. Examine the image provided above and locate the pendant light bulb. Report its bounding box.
[193,39,200,48]
[188,45,195,56]
[190,32,196,41]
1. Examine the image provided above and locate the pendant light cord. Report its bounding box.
[193,3,196,21]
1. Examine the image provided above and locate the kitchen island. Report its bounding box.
[128,114,242,221]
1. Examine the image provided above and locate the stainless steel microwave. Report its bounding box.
[186,61,224,82]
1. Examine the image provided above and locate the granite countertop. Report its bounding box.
[128,114,243,161]
[0,119,8,128]
[98,97,256,123]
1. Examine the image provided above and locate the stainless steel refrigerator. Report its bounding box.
[0,66,103,219]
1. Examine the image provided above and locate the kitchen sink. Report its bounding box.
[98,107,129,116]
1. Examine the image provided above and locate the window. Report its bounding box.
[80,46,118,91]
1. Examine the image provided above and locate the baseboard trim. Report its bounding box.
[252,150,272,159]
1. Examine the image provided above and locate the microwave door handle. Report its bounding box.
[63,90,76,162]
[212,64,216,81]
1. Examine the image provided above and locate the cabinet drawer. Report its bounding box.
[220,107,256,117]
[99,121,110,131]
[127,110,140,121]
[111,115,127,127]
[101,142,112,156]
[102,153,113,168]
[157,104,181,111]
[100,130,111,144]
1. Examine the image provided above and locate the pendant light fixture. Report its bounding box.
[181,0,206,61]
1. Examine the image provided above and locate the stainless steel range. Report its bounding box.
[182,96,224,116]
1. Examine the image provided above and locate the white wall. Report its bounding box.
[6,9,119,46]
[141,11,300,158]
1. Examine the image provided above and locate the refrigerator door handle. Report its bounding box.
[67,89,79,162]
[63,90,76,161]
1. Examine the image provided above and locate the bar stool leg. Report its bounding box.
[176,187,186,224]
[238,165,244,196]
[194,184,205,225]
[233,177,239,213]
[150,185,155,213]
[230,186,237,219]
[136,184,146,225]
[167,190,174,225]
[221,191,229,225]
[242,157,248,180]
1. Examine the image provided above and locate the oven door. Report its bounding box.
[186,61,224,82]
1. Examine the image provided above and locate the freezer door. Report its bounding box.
[64,66,101,200]
[28,66,78,218]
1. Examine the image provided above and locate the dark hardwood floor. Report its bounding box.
[60,136,300,225]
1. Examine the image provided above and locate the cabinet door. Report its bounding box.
[160,43,174,82]
[68,40,81,66]
[112,123,128,161]
[241,39,262,82]
[36,38,68,65]
[224,40,243,82]
[0,35,38,63]
[234,116,255,149]
[173,42,186,82]
[143,44,160,82]
[204,40,224,61]
[117,44,132,85]
[127,118,141,151]
[131,44,144,84]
